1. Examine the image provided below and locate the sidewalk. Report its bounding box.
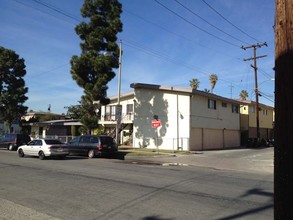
[122,147,274,174]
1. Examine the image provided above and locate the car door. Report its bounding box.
[79,136,91,155]
[23,140,36,155]
[68,137,80,155]
[31,140,43,156]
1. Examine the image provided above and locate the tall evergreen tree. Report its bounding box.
[0,47,28,132]
[70,0,123,132]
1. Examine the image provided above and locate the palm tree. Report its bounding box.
[189,78,200,90]
[209,74,218,93]
[239,90,249,100]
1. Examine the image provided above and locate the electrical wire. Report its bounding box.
[173,0,250,45]
[124,9,243,62]
[154,0,240,48]
[123,39,243,88]
[31,0,82,23]
[12,0,78,25]
[200,0,262,43]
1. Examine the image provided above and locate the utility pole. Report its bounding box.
[275,0,293,219]
[115,40,122,145]
[241,43,267,140]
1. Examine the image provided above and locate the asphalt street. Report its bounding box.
[0,147,273,219]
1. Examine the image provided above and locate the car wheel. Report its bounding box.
[8,144,14,151]
[88,150,95,158]
[18,149,24,158]
[39,151,45,160]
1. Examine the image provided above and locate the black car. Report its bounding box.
[67,135,118,158]
[0,134,31,151]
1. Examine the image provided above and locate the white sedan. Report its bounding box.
[17,139,69,160]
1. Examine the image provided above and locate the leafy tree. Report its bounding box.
[0,47,28,132]
[66,102,82,119]
[209,73,218,93]
[189,78,200,90]
[70,0,123,132]
[203,88,210,93]
[239,90,249,100]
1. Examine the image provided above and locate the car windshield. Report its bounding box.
[44,139,63,145]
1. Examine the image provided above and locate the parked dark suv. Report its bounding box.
[0,134,31,151]
[67,135,118,158]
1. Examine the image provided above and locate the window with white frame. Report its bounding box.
[126,104,133,115]
[208,99,216,110]
[263,109,268,115]
[105,105,116,121]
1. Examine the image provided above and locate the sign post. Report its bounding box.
[151,119,161,154]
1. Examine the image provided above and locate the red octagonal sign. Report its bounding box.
[151,119,161,128]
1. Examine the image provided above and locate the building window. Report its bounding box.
[250,106,255,113]
[222,102,227,108]
[126,104,133,115]
[105,105,116,121]
[263,109,268,115]
[208,99,216,110]
[232,105,239,113]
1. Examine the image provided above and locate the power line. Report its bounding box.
[154,0,240,48]
[123,39,243,88]
[12,0,78,25]
[200,0,262,43]
[124,9,243,62]
[174,0,249,45]
[31,0,81,23]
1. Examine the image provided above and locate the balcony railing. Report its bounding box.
[101,113,134,123]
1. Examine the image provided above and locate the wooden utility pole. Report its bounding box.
[275,0,293,219]
[242,43,267,140]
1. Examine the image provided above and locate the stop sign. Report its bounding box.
[151,119,161,128]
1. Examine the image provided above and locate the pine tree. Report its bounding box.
[70,0,123,132]
[0,47,28,132]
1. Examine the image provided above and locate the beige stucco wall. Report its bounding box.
[133,88,190,150]
[243,104,274,129]
[190,128,240,151]
[190,95,240,130]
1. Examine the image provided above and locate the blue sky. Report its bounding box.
[0,0,275,114]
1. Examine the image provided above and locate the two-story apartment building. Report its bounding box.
[239,100,274,145]
[98,92,135,145]
[99,83,242,151]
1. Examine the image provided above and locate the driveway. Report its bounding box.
[125,147,274,174]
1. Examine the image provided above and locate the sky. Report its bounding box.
[0,0,275,114]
